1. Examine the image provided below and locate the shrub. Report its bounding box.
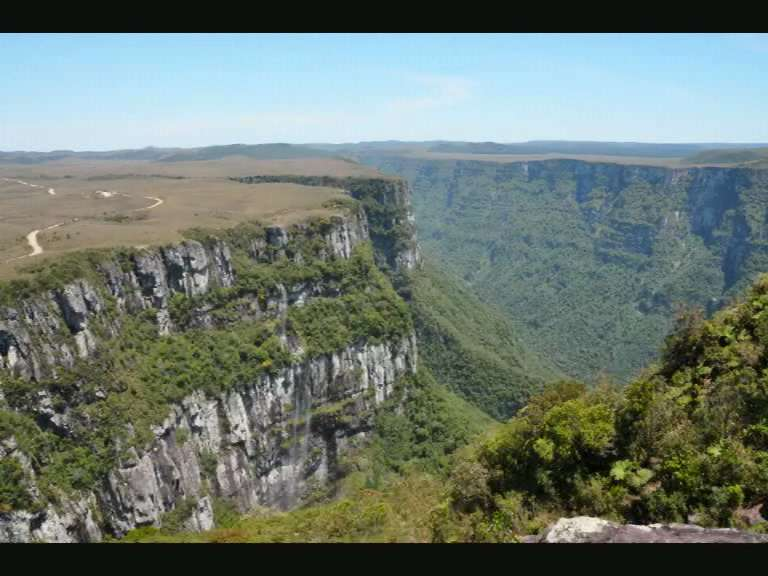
[0,458,33,512]
[160,498,198,534]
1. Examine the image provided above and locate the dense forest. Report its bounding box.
[406,261,560,419]
[115,272,768,541]
[364,155,768,384]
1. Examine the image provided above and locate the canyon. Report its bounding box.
[363,154,768,383]
[0,175,421,542]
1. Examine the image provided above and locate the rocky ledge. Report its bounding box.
[0,210,369,381]
[0,333,417,543]
[528,516,768,543]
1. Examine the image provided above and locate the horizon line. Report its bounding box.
[3,139,768,155]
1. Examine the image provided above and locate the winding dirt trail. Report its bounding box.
[26,223,63,257]
[1,177,55,195]
[133,195,164,211]
[1,178,64,263]
[4,223,64,263]
[2,186,162,265]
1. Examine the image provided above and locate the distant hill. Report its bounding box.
[428,141,768,158]
[0,144,335,164]
[306,141,440,156]
[158,143,335,162]
[0,147,183,164]
[7,141,768,167]
[684,147,768,165]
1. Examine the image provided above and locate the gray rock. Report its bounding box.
[0,204,421,542]
[163,240,212,297]
[535,516,768,543]
[0,333,418,542]
[0,210,379,380]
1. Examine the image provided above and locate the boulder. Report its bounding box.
[534,516,768,543]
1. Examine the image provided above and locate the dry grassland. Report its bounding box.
[0,156,377,279]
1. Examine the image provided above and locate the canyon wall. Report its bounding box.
[364,155,768,382]
[0,179,421,542]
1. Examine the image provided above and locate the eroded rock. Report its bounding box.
[534,516,768,543]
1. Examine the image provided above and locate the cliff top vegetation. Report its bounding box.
[0,155,387,280]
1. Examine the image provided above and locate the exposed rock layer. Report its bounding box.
[0,211,369,381]
[0,333,416,543]
[531,516,768,543]
[0,194,420,542]
[235,176,421,273]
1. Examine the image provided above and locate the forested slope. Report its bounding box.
[408,261,560,420]
[366,155,768,383]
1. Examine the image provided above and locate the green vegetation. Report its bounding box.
[287,245,412,355]
[158,498,199,534]
[435,274,768,536]
[133,271,768,543]
[234,175,417,274]
[0,247,126,307]
[685,147,768,166]
[0,457,34,513]
[118,473,449,543]
[409,261,560,419]
[367,155,768,383]
[118,367,494,543]
[367,369,494,476]
[18,157,768,542]
[0,220,414,513]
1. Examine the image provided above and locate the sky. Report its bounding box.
[1,33,768,151]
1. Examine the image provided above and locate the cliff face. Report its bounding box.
[0,212,369,382]
[1,334,417,543]
[234,176,421,275]
[364,155,768,382]
[0,185,421,542]
[522,161,767,294]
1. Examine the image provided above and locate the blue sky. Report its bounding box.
[1,33,767,151]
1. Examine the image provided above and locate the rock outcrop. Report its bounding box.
[0,210,369,381]
[0,196,421,542]
[234,175,421,273]
[530,516,768,543]
[0,333,417,542]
